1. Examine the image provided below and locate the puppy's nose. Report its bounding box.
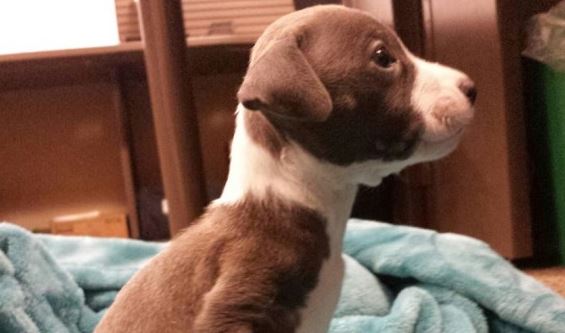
[459,78,477,105]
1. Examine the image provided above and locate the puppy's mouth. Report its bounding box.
[415,122,469,160]
[422,126,465,144]
[421,101,475,144]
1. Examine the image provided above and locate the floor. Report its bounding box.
[524,267,565,297]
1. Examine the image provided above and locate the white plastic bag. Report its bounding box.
[523,1,565,72]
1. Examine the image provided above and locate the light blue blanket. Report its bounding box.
[1,220,564,332]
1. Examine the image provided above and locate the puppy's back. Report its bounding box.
[95,218,223,332]
[95,195,329,333]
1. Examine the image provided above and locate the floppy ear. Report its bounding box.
[237,36,333,122]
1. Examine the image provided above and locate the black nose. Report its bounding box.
[459,79,477,105]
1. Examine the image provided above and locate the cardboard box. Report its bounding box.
[51,212,129,238]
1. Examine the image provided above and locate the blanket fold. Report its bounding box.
[0,220,563,333]
[338,220,565,333]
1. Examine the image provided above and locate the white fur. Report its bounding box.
[409,52,474,144]
[216,105,362,255]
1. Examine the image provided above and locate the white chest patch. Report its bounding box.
[296,255,345,333]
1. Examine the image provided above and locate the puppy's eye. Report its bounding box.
[372,47,396,68]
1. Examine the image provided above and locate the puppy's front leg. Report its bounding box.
[192,270,299,333]
[193,279,254,333]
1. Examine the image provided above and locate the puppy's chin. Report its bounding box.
[346,129,466,188]
[414,129,466,162]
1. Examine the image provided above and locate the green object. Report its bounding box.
[525,60,565,263]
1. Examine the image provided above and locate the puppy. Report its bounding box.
[95,5,476,333]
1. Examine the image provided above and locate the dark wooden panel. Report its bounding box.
[187,45,251,75]
[0,44,143,91]
[392,0,425,55]
[293,0,341,10]
[0,43,250,91]
[112,71,141,238]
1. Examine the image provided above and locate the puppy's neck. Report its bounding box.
[216,106,362,252]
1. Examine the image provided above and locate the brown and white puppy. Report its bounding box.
[95,5,476,333]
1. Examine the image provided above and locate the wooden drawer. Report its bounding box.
[115,0,295,43]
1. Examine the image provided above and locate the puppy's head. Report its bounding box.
[238,5,476,184]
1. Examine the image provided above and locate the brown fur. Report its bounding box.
[244,111,287,157]
[95,194,329,333]
[239,5,423,165]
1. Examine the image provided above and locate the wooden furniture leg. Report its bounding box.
[137,0,207,236]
